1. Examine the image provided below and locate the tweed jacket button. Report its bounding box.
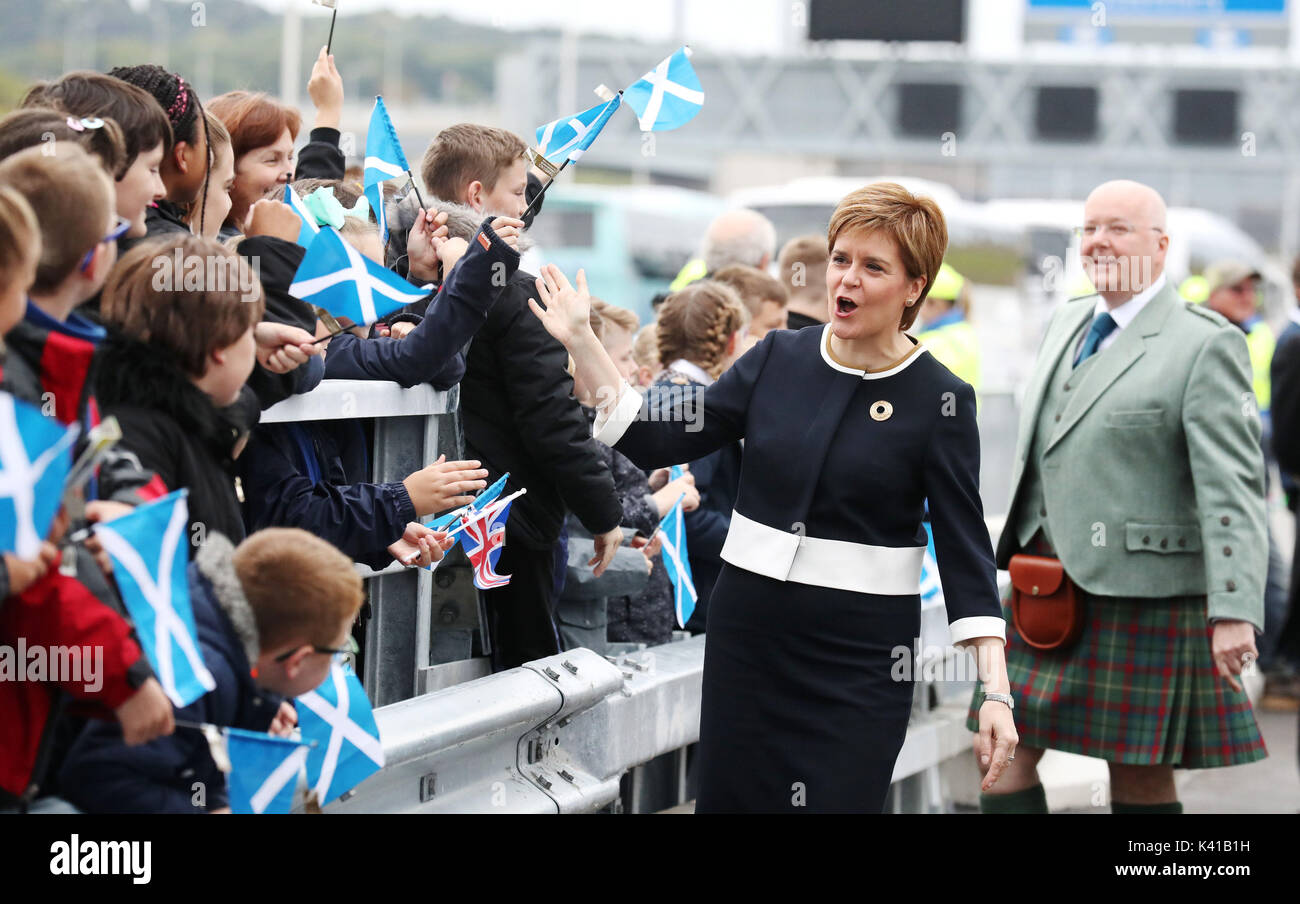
[1221,515,1230,526]
[1160,538,1168,549]
[1178,538,1186,547]
[1227,580,1237,592]
[1054,414,1061,422]
[1223,546,1232,556]
[1039,507,1047,517]
[1142,535,1150,545]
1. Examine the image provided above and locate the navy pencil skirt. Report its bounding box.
[694,564,920,814]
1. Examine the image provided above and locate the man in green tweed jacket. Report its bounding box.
[970,180,1268,814]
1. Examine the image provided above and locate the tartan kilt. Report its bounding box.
[965,593,1267,767]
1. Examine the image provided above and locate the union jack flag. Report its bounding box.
[459,498,513,590]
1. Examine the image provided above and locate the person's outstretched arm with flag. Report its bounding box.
[319,216,523,387]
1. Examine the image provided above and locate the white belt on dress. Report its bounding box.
[719,510,925,597]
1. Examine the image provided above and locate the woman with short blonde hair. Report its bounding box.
[529,182,1016,813]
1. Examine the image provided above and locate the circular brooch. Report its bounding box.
[869,400,893,422]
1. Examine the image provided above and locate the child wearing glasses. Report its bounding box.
[58,528,367,813]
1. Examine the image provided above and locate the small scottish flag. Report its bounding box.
[226,727,309,815]
[285,184,321,250]
[364,96,409,243]
[297,661,384,806]
[289,226,427,327]
[624,47,704,132]
[0,391,80,559]
[657,465,697,628]
[93,490,216,707]
[535,95,622,166]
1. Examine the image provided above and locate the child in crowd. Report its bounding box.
[646,281,749,632]
[184,113,234,240]
[94,235,268,542]
[0,180,172,812]
[22,71,170,241]
[397,123,623,671]
[711,264,790,341]
[240,189,525,569]
[577,300,701,646]
[0,107,126,176]
[59,528,366,814]
[107,64,212,244]
[630,323,662,388]
[208,46,346,239]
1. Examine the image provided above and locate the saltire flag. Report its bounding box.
[364,96,409,243]
[458,495,514,590]
[225,727,309,815]
[623,46,704,132]
[918,520,944,607]
[285,183,321,249]
[0,392,80,559]
[534,94,622,167]
[296,660,384,805]
[288,226,427,327]
[657,465,697,628]
[93,490,216,707]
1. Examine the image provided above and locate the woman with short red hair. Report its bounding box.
[531,182,1018,813]
[208,46,345,236]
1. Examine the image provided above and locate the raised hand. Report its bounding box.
[307,46,344,131]
[528,265,593,351]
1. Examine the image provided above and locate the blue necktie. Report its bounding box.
[1074,312,1118,368]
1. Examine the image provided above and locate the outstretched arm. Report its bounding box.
[529,265,626,417]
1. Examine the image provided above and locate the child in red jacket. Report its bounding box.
[0,158,172,811]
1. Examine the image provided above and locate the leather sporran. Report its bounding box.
[1008,554,1085,651]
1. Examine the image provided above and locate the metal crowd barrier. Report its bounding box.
[261,379,487,707]
[261,379,1021,812]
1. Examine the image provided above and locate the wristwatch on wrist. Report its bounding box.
[983,692,1014,710]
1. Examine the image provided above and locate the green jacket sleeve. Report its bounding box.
[1181,326,1267,629]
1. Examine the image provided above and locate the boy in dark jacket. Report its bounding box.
[240,213,522,568]
[95,235,269,542]
[411,126,624,669]
[59,528,365,813]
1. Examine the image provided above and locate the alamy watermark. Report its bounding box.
[0,638,102,693]
[150,249,262,305]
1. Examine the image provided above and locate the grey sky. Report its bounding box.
[184,0,792,54]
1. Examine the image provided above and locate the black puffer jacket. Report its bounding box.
[95,332,258,543]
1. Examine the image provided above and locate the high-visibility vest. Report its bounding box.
[918,317,981,391]
[669,258,708,292]
[1244,318,1275,412]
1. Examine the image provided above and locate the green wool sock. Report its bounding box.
[1112,800,1183,815]
[979,783,1049,814]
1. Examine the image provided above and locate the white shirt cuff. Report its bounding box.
[592,381,643,446]
[949,615,1007,646]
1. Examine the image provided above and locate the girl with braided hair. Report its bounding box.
[106,64,212,240]
[643,280,749,632]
